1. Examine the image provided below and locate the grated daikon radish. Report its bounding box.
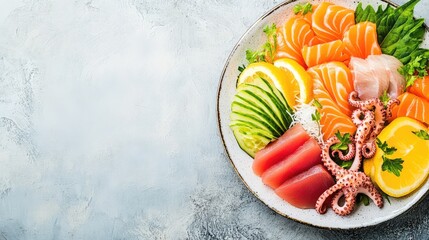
[292,101,324,144]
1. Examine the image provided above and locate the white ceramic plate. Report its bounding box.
[217,0,429,229]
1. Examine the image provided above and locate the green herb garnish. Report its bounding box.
[311,109,321,122]
[313,99,322,109]
[412,129,429,140]
[245,24,277,64]
[398,49,429,88]
[331,131,352,151]
[245,50,265,64]
[376,138,404,177]
[293,3,313,15]
[381,156,404,177]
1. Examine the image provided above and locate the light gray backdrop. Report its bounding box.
[0,0,428,239]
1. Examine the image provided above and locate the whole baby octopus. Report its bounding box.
[315,91,399,216]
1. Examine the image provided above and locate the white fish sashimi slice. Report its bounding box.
[378,54,405,98]
[366,55,390,93]
[350,57,385,100]
[350,54,405,100]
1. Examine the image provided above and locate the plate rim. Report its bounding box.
[216,0,429,230]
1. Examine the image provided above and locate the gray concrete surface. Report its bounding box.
[0,0,428,239]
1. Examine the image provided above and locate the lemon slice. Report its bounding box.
[237,62,295,107]
[364,117,429,197]
[273,58,313,105]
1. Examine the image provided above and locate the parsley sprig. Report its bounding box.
[311,110,321,122]
[331,131,352,151]
[376,138,404,177]
[293,3,313,15]
[311,99,322,122]
[245,24,277,64]
[330,131,353,169]
[312,99,322,109]
[398,50,429,88]
[412,129,429,140]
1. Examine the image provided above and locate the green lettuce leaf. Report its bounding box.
[355,3,377,23]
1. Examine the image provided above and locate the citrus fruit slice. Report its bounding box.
[364,117,429,197]
[273,58,313,106]
[237,61,296,107]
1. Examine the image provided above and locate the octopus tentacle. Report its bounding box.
[369,101,385,137]
[350,110,374,172]
[322,137,347,178]
[351,109,364,126]
[332,188,357,216]
[362,141,376,158]
[357,181,384,208]
[332,142,355,161]
[348,91,377,109]
[315,183,343,214]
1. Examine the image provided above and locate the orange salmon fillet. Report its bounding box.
[275,17,315,67]
[391,92,429,125]
[311,2,355,43]
[308,62,355,116]
[409,76,429,101]
[302,40,349,68]
[309,72,356,140]
[343,22,382,59]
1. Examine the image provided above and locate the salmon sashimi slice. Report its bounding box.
[261,138,322,189]
[391,92,429,125]
[310,76,356,140]
[302,40,349,68]
[253,123,310,176]
[275,164,335,209]
[343,22,382,59]
[307,36,324,46]
[308,62,354,116]
[275,17,315,67]
[311,2,355,43]
[409,76,429,101]
[350,54,404,100]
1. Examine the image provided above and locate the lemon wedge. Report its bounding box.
[238,61,296,108]
[273,58,313,106]
[364,117,429,197]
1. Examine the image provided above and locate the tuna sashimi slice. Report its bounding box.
[261,138,322,189]
[275,164,335,209]
[253,123,310,176]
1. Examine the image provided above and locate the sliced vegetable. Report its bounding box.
[230,78,293,157]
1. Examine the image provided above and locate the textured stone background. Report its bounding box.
[0,0,428,239]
